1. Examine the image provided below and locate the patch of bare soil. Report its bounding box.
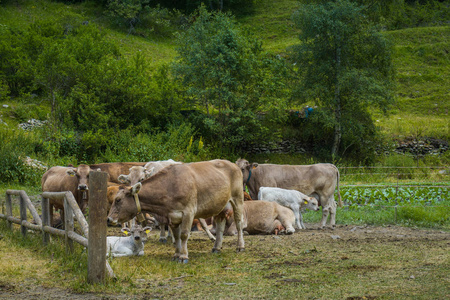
[0,224,448,299]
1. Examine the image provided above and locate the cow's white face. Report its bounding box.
[118,166,154,186]
[122,225,152,242]
[301,196,319,211]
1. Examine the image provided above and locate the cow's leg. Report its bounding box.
[229,195,245,252]
[159,224,168,243]
[170,224,182,260]
[292,204,302,229]
[329,199,337,227]
[277,214,295,234]
[199,218,216,241]
[299,211,306,229]
[320,202,331,229]
[176,214,194,263]
[212,216,226,253]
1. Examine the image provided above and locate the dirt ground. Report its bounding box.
[0,224,449,299]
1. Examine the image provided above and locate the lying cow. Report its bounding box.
[107,224,152,258]
[224,200,296,235]
[236,159,342,228]
[41,165,99,227]
[107,159,245,263]
[258,187,319,229]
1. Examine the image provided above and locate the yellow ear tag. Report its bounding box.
[304,200,308,204]
[70,173,75,177]
[145,230,150,234]
[123,230,128,235]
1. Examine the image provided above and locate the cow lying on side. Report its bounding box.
[224,200,296,236]
[106,224,152,258]
[258,187,319,230]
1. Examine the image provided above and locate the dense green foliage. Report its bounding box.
[0,0,448,184]
[173,5,289,149]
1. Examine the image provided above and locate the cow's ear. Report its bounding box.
[304,200,309,205]
[251,163,259,169]
[118,174,130,184]
[144,167,155,179]
[121,228,130,235]
[66,168,77,177]
[131,182,142,195]
[143,226,152,234]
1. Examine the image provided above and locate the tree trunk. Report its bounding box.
[331,46,342,157]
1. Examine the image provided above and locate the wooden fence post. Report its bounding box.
[5,192,12,230]
[19,194,27,237]
[41,196,50,245]
[87,171,108,284]
[64,196,74,254]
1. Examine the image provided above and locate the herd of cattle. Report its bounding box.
[41,159,342,262]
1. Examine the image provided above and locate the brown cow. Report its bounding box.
[41,165,97,227]
[224,200,296,236]
[107,159,245,263]
[115,159,215,242]
[236,159,342,228]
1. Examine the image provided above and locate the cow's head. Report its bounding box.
[66,164,91,191]
[235,159,258,186]
[122,224,152,243]
[118,166,154,185]
[299,195,320,211]
[107,182,142,225]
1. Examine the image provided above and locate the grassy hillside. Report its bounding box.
[0,0,448,142]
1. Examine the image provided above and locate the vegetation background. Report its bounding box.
[0,1,448,298]
[0,0,448,188]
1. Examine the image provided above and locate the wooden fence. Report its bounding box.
[0,171,113,283]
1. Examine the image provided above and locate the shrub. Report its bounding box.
[0,127,43,185]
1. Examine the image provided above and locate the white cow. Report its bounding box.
[106,224,152,258]
[258,187,320,230]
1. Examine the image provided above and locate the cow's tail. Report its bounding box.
[335,165,343,208]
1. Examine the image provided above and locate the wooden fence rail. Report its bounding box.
[0,171,114,282]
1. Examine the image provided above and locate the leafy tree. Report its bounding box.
[172,5,289,149]
[291,0,395,159]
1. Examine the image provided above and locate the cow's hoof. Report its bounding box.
[159,238,168,243]
[212,248,221,253]
[181,258,189,264]
[236,248,245,253]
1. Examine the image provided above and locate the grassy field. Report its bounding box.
[0,173,448,299]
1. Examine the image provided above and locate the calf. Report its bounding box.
[258,187,319,230]
[106,224,152,258]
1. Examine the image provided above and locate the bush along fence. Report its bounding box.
[0,171,114,283]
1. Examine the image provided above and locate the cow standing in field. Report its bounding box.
[107,159,245,263]
[235,159,342,228]
[258,187,319,229]
[113,159,215,242]
[41,165,98,227]
[224,200,296,236]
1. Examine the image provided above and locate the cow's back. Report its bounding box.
[90,162,146,183]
